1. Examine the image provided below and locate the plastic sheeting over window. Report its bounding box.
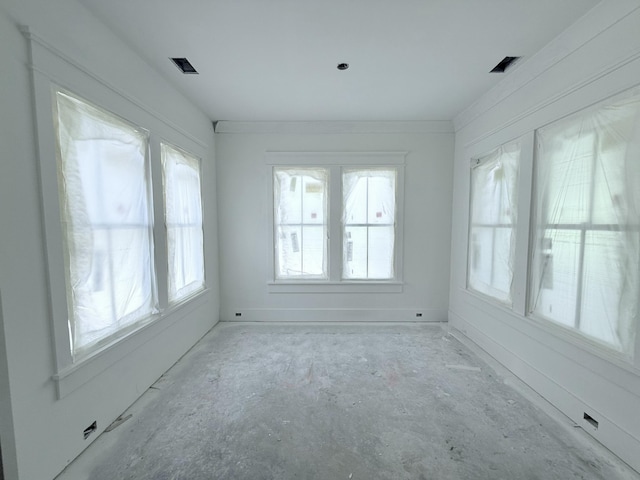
[54,90,157,357]
[468,142,520,304]
[530,89,640,355]
[162,143,205,303]
[343,169,396,280]
[273,168,328,279]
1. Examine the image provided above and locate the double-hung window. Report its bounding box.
[467,142,520,304]
[343,168,397,279]
[162,143,206,302]
[269,154,404,287]
[54,90,157,357]
[529,91,640,354]
[273,168,328,279]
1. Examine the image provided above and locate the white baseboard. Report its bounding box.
[449,309,640,475]
[221,308,447,323]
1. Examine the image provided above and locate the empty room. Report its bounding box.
[1,0,640,479]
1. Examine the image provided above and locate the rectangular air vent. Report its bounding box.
[583,412,599,429]
[171,57,199,74]
[83,420,97,439]
[490,56,521,73]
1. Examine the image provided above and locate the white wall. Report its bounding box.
[215,123,454,323]
[449,0,640,473]
[0,1,219,479]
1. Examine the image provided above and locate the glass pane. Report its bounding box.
[547,132,594,225]
[491,227,513,296]
[533,230,580,327]
[468,227,493,291]
[367,174,395,224]
[343,173,368,224]
[274,171,303,224]
[302,176,326,225]
[276,225,302,278]
[343,226,367,279]
[302,225,326,276]
[74,141,149,226]
[168,226,205,299]
[110,227,154,321]
[592,137,628,225]
[70,227,115,349]
[368,226,394,279]
[580,231,625,348]
[468,226,513,302]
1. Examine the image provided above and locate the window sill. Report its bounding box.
[459,286,639,375]
[52,288,210,399]
[267,281,403,294]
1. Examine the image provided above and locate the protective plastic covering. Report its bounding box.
[468,142,520,304]
[530,89,640,354]
[342,168,396,279]
[54,91,157,357]
[273,168,328,279]
[162,143,205,302]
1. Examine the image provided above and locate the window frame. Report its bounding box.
[342,167,398,280]
[527,91,640,356]
[266,152,406,293]
[465,133,534,315]
[466,140,522,306]
[53,89,159,359]
[28,32,210,398]
[161,142,206,304]
[273,167,330,280]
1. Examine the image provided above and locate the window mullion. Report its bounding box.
[574,225,587,329]
[365,177,369,278]
[300,175,304,276]
[330,167,342,281]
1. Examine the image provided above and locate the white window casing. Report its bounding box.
[343,168,397,280]
[161,143,206,303]
[54,90,158,359]
[273,168,329,279]
[467,142,521,305]
[529,89,640,356]
[266,152,405,293]
[28,30,211,397]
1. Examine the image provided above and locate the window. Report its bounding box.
[529,91,640,354]
[343,168,397,279]
[273,168,328,279]
[268,153,404,289]
[53,90,157,357]
[162,143,205,302]
[467,142,520,304]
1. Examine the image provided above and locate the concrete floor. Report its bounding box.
[57,323,639,480]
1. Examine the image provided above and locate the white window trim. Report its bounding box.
[462,87,640,366]
[27,29,210,398]
[526,89,640,358]
[465,132,534,314]
[265,152,406,293]
[161,142,207,304]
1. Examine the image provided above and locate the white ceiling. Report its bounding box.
[79,0,599,122]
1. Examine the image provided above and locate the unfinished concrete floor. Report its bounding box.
[57,323,639,480]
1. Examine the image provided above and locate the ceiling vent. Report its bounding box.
[171,57,199,74]
[490,56,520,73]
